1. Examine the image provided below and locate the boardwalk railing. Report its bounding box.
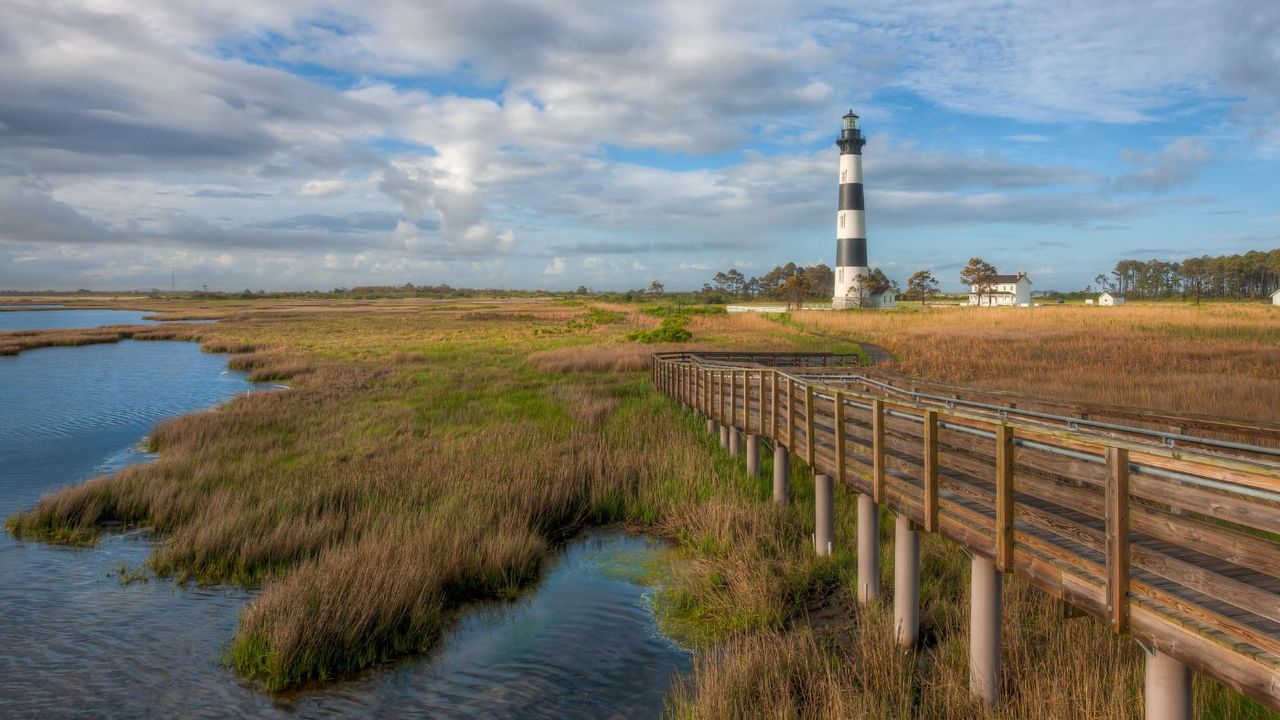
[652,351,1280,715]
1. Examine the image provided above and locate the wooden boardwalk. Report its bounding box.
[652,351,1280,713]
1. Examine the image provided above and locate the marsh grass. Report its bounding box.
[4,298,1277,717]
[788,303,1280,421]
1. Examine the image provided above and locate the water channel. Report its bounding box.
[0,314,688,718]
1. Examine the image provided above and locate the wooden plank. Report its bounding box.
[872,399,885,503]
[996,424,1015,573]
[806,384,816,466]
[924,408,939,533]
[1106,446,1131,635]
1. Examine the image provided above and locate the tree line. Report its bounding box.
[1094,250,1280,301]
[694,263,952,306]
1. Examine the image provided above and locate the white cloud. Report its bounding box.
[300,180,347,197]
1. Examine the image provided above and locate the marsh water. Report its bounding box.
[0,323,688,718]
[0,308,159,331]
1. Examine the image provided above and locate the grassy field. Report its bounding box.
[3,297,1277,718]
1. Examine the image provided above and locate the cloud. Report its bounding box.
[0,0,1277,291]
[249,212,437,234]
[299,180,347,197]
[1114,138,1212,192]
[867,146,1094,191]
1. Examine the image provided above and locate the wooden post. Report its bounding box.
[1144,647,1192,720]
[773,444,790,505]
[746,434,760,475]
[737,368,747,425]
[757,370,766,436]
[970,554,1002,705]
[923,409,939,533]
[721,371,728,424]
[815,474,834,557]
[835,392,846,485]
[857,492,880,604]
[895,513,920,648]
[995,424,1014,573]
[1106,446,1131,635]
[805,384,816,466]
[872,399,885,503]
[788,378,797,451]
[771,370,780,440]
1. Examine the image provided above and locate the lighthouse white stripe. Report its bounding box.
[839,154,863,184]
[836,210,865,239]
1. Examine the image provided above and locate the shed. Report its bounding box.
[1099,292,1125,306]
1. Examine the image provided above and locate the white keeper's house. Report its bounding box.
[968,272,1032,307]
[1271,288,1280,306]
[1099,291,1125,306]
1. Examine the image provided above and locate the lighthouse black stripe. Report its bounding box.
[838,183,864,211]
[836,238,867,268]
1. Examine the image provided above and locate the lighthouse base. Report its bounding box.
[833,291,896,310]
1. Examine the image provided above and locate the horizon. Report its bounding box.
[2,1,1279,292]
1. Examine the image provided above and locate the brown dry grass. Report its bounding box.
[782,303,1280,422]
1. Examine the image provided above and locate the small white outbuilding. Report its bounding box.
[1271,289,1280,306]
[1098,292,1125,306]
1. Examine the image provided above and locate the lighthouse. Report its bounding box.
[832,109,871,309]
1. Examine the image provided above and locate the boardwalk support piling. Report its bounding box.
[815,474,834,557]
[970,554,1002,705]
[1144,647,1192,720]
[729,427,740,457]
[895,513,920,648]
[720,424,730,449]
[746,434,760,475]
[773,445,790,505]
[706,418,715,435]
[857,492,880,603]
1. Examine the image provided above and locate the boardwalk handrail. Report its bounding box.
[651,350,1280,713]
[793,370,1280,461]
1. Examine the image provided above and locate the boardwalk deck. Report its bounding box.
[653,351,1280,712]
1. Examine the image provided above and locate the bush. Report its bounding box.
[628,317,692,343]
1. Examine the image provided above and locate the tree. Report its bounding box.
[866,267,892,294]
[712,268,747,297]
[781,274,810,311]
[906,270,939,301]
[959,257,999,306]
[648,280,664,295]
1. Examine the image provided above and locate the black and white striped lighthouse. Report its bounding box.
[833,109,868,309]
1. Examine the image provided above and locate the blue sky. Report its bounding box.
[1,0,1277,292]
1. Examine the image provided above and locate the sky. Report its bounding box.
[1,1,1278,293]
